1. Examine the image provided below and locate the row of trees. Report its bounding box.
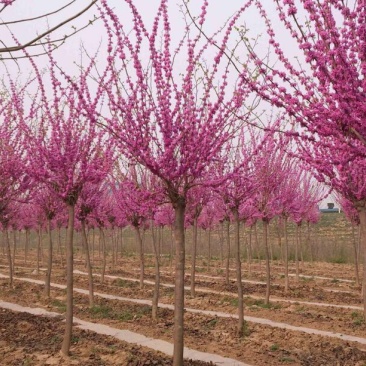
[1,1,366,365]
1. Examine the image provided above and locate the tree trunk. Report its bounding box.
[81,220,94,307]
[225,220,231,286]
[207,228,211,270]
[190,217,198,298]
[12,230,17,274]
[100,228,106,284]
[45,219,53,298]
[358,209,366,319]
[233,209,244,336]
[295,224,300,282]
[24,229,30,265]
[172,199,186,366]
[284,217,289,293]
[263,220,271,305]
[61,204,75,356]
[151,224,160,320]
[247,225,252,277]
[253,223,261,270]
[219,222,224,266]
[133,225,144,289]
[351,223,360,287]
[57,227,64,267]
[37,227,41,275]
[5,229,13,287]
[307,221,314,262]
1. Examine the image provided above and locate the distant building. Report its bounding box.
[319,202,341,213]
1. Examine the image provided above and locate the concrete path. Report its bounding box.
[2,273,366,347]
[0,300,250,366]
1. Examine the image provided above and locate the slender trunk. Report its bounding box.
[151,224,160,320]
[358,209,366,319]
[5,229,13,287]
[190,217,198,298]
[253,223,261,270]
[57,227,64,267]
[100,228,106,284]
[295,224,300,282]
[225,220,231,286]
[12,230,17,274]
[24,229,30,265]
[284,217,289,293]
[170,226,173,269]
[134,225,144,289]
[299,224,304,266]
[352,223,360,286]
[233,209,244,336]
[81,220,94,307]
[263,220,271,305]
[61,204,75,356]
[219,222,224,266]
[37,227,41,275]
[207,228,211,270]
[172,199,185,366]
[247,225,252,277]
[45,219,53,298]
[307,222,314,262]
[268,225,273,262]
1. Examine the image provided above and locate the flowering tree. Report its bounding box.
[222,0,366,316]
[97,1,252,362]
[22,52,113,355]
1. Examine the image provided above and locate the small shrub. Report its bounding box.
[270,344,279,351]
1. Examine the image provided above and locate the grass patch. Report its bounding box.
[270,344,279,351]
[351,311,365,326]
[51,299,66,313]
[90,304,113,318]
[249,299,282,310]
[280,356,295,363]
[114,278,138,288]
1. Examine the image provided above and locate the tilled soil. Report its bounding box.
[2,277,366,365]
[0,307,212,365]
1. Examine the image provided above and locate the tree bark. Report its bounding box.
[172,199,186,366]
[37,227,41,275]
[207,228,211,270]
[263,220,271,305]
[295,224,300,282]
[61,204,75,356]
[225,220,231,286]
[100,228,106,284]
[81,220,94,307]
[190,217,198,298]
[233,209,244,336]
[24,229,30,265]
[5,229,13,287]
[45,219,53,298]
[284,217,289,293]
[151,224,160,320]
[12,230,17,274]
[133,225,144,289]
[351,223,360,287]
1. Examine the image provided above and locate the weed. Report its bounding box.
[251,299,282,310]
[71,335,80,344]
[90,304,113,318]
[51,299,66,313]
[280,356,295,363]
[22,357,33,366]
[331,278,340,283]
[114,278,138,288]
[241,320,251,337]
[351,311,364,326]
[301,276,314,282]
[270,344,279,351]
[117,310,134,321]
[206,318,218,328]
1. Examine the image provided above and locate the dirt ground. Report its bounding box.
[1,253,366,365]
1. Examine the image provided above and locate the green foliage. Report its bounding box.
[270,344,279,351]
